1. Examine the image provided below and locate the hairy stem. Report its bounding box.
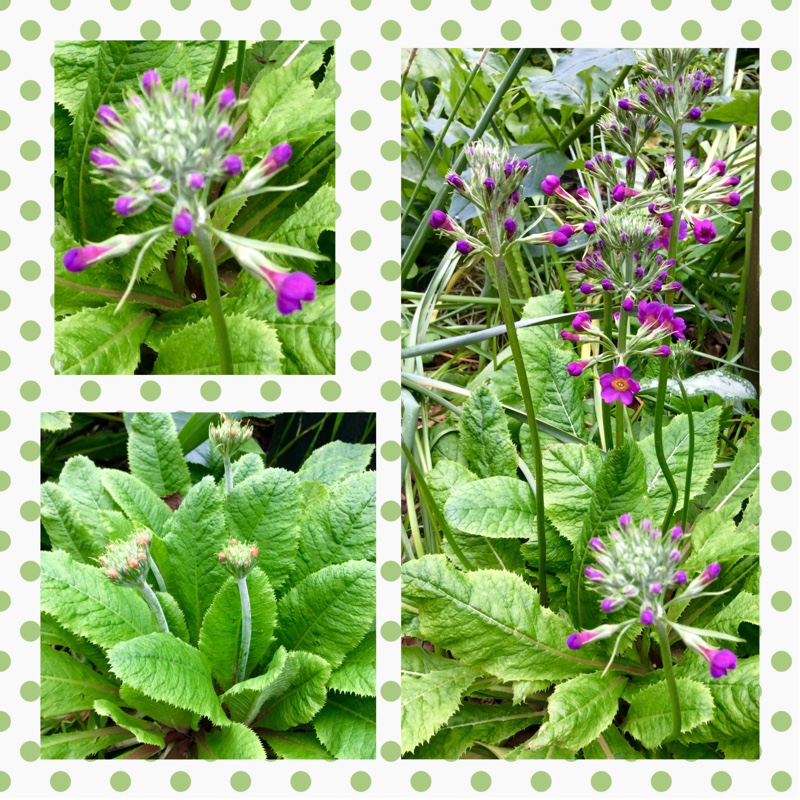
[194,226,234,374]
[655,618,682,744]
[148,555,167,594]
[236,577,252,685]
[139,582,169,634]
[223,454,234,495]
[654,357,679,530]
[601,295,614,451]
[676,374,694,532]
[233,41,247,98]
[204,41,230,103]
[667,125,685,264]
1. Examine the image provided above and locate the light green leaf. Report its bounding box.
[58,455,116,545]
[705,422,759,520]
[704,89,759,127]
[641,369,757,402]
[40,482,101,564]
[623,678,714,748]
[128,412,191,498]
[298,440,375,486]
[445,476,535,538]
[54,304,153,375]
[314,693,376,759]
[328,631,376,697]
[198,569,277,692]
[717,735,758,760]
[263,731,334,760]
[54,41,102,117]
[231,453,265,485]
[156,592,190,643]
[41,728,132,760]
[41,550,158,650]
[100,469,173,536]
[119,685,200,731]
[108,632,227,726]
[221,647,290,725]
[401,646,479,754]
[94,699,166,748]
[582,726,643,760]
[225,468,302,592]
[638,407,722,522]
[41,612,112,675]
[278,560,376,668]
[152,314,283,375]
[525,673,627,755]
[684,513,758,571]
[268,183,335,270]
[197,722,266,760]
[41,411,73,432]
[41,645,119,718]
[460,384,518,479]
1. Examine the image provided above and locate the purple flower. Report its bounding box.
[561,330,581,342]
[708,160,727,177]
[541,174,561,196]
[653,345,672,358]
[114,196,139,216]
[429,210,455,231]
[260,142,293,176]
[261,269,316,315]
[508,190,520,207]
[692,217,717,244]
[63,245,112,273]
[600,598,620,613]
[504,219,517,239]
[456,240,474,255]
[517,159,529,174]
[572,311,592,332]
[90,148,119,172]
[218,87,236,112]
[188,173,205,190]
[223,155,243,175]
[191,92,203,110]
[706,648,737,679]
[621,297,634,312]
[483,177,495,195]
[583,220,596,234]
[638,300,687,339]
[173,78,190,99]
[618,98,635,111]
[685,156,699,170]
[674,571,687,584]
[699,562,721,586]
[723,175,740,187]
[599,365,640,406]
[650,583,662,594]
[97,105,120,126]
[640,608,654,626]
[719,192,741,207]
[589,537,606,552]
[670,549,681,562]
[601,278,613,291]
[567,361,589,377]
[217,124,233,141]
[446,173,465,191]
[619,513,632,529]
[585,566,604,581]
[612,184,627,203]
[671,526,683,540]
[687,107,702,121]
[544,231,569,247]
[579,283,594,295]
[172,209,193,237]
[566,630,599,650]
[141,70,160,96]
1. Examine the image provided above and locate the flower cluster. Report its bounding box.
[98,532,153,587]
[218,538,260,579]
[209,414,254,460]
[566,515,739,680]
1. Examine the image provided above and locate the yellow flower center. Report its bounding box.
[612,378,629,391]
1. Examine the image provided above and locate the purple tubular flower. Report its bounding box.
[619,513,632,529]
[223,155,243,175]
[601,279,613,291]
[446,173,465,191]
[517,159,529,174]
[685,156,699,170]
[545,231,569,247]
[504,219,517,239]
[483,177,495,195]
[650,583,662,595]
[688,107,702,121]
[589,537,606,552]
[559,224,576,239]
[671,526,683,540]
[260,142,293,176]
[692,217,717,244]
[579,283,594,295]
[635,267,645,278]
[271,271,316,315]
[508,190,520,207]
[640,608,654,626]
[541,174,561,197]
[719,192,741,207]
[703,76,714,90]
[674,571,687,584]
[626,157,636,172]
[566,630,598,650]
[172,210,193,237]
[456,240,474,255]
[600,598,619,613]
[653,345,672,358]
[723,175,741,187]
[90,148,119,172]
[217,124,233,141]
[173,78,189,99]
[708,160,727,177]
[618,98,635,111]
[191,92,202,110]
[567,361,589,377]
[583,220,596,234]
[218,87,236,112]
[700,562,721,585]
[188,172,205,190]
[612,184,627,203]
[585,566,604,581]
[599,365,641,406]
[114,196,139,216]
[572,311,592,332]
[707,648,737,679]
[141,70,160,96]
[63,245,112,273]
[561,330,581,342]
[651,280,663,292]
[429,210,454,231]
[97,105,121,127]
[622,297,635,312]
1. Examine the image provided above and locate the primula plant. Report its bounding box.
[400,48,759,759]
[54,39,335,375]
[40,412,376,759]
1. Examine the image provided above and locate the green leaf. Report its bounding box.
[108,632,227,726]
[684,513,758,571]
[41,727,132,760]
[445,476,535,538]
[232,453,265,485]
[54,41,102,117]
[40,481,102,564]
[297,440,374,486]
[119,684,200,731]
[220,646,290,724]
[41,550,158,650]
[54,304,153,375]
[225,468,302,592]
[328,630,376,697]
[41,612,112,675]
[156,591,190,643]
[58,455,116,546]
[582,725,643,759]
[263,731,333,760]
[314,693,376,759]
[292,472,376,581]
[198,569,277,692]
[277,560,376,668]
[41,411,73,432]
[94,699,166,748]
[525,673,627,755]
[268,183,335,270]
[152,314,284,375]
[128,412,191,498]
[638,407,722,522]
[705,422,759,520]
[41,645,119,718]
[401,646,479,754]
[459,384,519,479]
[623,678,715,748]
[568,437,648,630]
[197,723,266,760]
[704,89,759,127]
[163,477,227,644]
[101,469,173,537]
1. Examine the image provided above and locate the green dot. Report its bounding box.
[771,590,792,611]
[320,381,341,401]
[380,441,401,462]
[772,351,792,371]
[200,380,221,401]
[351,231,371,251]
[381,140,400,161]
[380,681,401,702]
[650,771,672,792]
[772,531,792,551]
[351,291,371,311]
[381,380,401,402]
[230,0,251,9]
[711,771,732,792]
[290,771,311,792]
[772,170,792,191]
[351,772,371,792]
[20,80,40,101]
[351,351,371,371]
[140,20,160,39]
[381,501,401,521]
[351,110,371,131]
[381,621,401,641]
[20,681,39,701]
[0,292,8,311]
[170,771,191,792]
[20,501,39,522]
[20,201,40,221]
[0,592,7,611]
[771,471,792,492]
[320,20,341,39]
[20,20,41,40]
[19,441,38,462]
[20,260,40,281]
[0,52,8,72]
[621,20,641,40]
[380,560,401,580]
[592,0,612,8]
[80,380,101,401]
[50,771,70,791]
[140,380,161,401]
[351,50,371,71]
[230,772,250,792]
[772,0,792,8]
[20,141,40,161]
[410,772,431,792]
[591,771,612,792]
[500,19,521,40]
[20,621,39,641]
[350,170,371,191]
[741,20,761,41]
[561,20,581,40]
[0,473,8,492]
[0,114,9,134]
[260,20,281,38]
[410,0,430,8]
[0,712,9,732]
[351,0,371,8]
[0,413,9,432]
[380,20,401,40]
[472,0,491,8]
[381,260,400,281]
[0,533,8,552]
[771,711,792,732]
[80,20,101,40]
[0,352,10,372]
[20,381,40,401]
[772,50,792,71]
[20,741,40,761]
[381,80,401,101]
[772,111,792,131]
[772,651,792,672]
[381,200,401,221]
[290,0,310,7]
[530,0,551,8]
[470,772,491,792]
[711,0,730,7]
[0,171,9,190]
[772,230,792,251]
[681,20,701,40]
[0,772,9,791]
[110,771,131,792]
[381,320,401,341]
[0,652,8,671]
[19,321,40,342]
[772,411,792,432]
[381,741,401,761]
[200,20,221,39]
[110,0,131,8]
[20,560,39,581]
[772,773,793,793]
[260,380,281,401]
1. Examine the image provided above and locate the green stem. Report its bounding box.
[493,252,548,606]
[616,401,625,449]
[667,125,685,264]
[675,374,694,532]
[194,227,234,374]
[601,295,615,451]
[236,577,252,684]
[655,618,682,744]
[233,41,247,98]
[223,454,234,495]
[654,358,679,530]
[204,41,230,103]
[139,582,169,634]
[148,555,167,594]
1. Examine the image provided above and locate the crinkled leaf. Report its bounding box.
[101,469,173,537]
[298,440,374,486]
[156,592,190,643]
[128,412,191,498]
[41,411,73,432]
[119,684,200,731]
[328,630,376,697]
[582,726,643,760]
[41,727,131,760]
[40,482,101,564]
[58,455,116,545]
[93,699,165,748]
[705,422,759,520]
[268,183,335,270]
[54,41,102,117]
[444,476,535,538]
[314,693,376,760]
[231,453,265,485]
[459,384,518,479]
[41,612,112,675]
[41,645,119,718]
[221,646,290,725]
[263,731,334,760]
[197,722,266,760]
[684,514,758,571]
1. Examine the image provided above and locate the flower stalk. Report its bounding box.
[237,577,252,684]
[655,617,682,743]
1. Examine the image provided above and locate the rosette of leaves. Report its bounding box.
[401,293,759,759]
[54,39,335,375]
[40,412,376,760]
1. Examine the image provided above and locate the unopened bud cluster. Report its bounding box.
[209,414,254,459]
[218,538,259,579]
[98,531,153,587]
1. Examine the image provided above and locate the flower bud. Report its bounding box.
[456,240,474,255]
[446,173,465,191]
[172,209,193,237]
[97,105,121,127]
[141,70,160,96]
[218,538,259,579]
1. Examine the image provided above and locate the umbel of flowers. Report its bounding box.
[567,515,739,680]
[62,69,316,318]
